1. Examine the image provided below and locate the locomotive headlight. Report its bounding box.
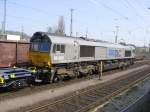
[10,74,16,78]
[30,67,37,74]
[47,61,51,67]
[0,76,4,84]
[32,69,37,74]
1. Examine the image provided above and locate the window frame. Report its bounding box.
[53,44,65,54]
[30,35,51,53]
[40,40,50,52]
[61,45,65,53]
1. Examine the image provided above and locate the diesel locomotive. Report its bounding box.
[29,32,135,83]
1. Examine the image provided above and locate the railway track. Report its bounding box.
[25,66,150,112]
[0,61,148,101]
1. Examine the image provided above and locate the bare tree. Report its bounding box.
[47,26,58,35]
[47,26,52,34]
[46,16,65,36]
[57,16,65,36]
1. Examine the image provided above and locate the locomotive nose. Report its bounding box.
[29,52,51,68]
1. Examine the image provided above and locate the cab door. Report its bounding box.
[73,40,79,61]
[53,44,65,63]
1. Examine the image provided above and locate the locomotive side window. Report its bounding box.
[53,44,65,53]
[53,44,56,53]
[30,38,40,51]
[125,50,131,57]
[40,41,50,52]
[56,45,61,51]
[61,45,65,53]
[31,43,39,51]
[80,45,95,57]
[40,37,51,52]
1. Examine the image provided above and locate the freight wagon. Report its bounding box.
[0,41,30,67]
[0,41,31,89]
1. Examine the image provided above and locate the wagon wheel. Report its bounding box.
[87,69,93,79]
[76,71,80,78]
[89,69,93,75]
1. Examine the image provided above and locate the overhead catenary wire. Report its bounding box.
[135,0,150,21]
[6,1,147,31]
[0,0,149,44]
[88,0,150,45]
[88,0,128,20]
[4,1,71,24]
[136,0,150,15]
[119,0,150,31]
[121,0,150,36]
[123,0,149,25]
[7,1,89,28]
[0,11,48,24]
[88,0,146,30]
[8,1,60,17]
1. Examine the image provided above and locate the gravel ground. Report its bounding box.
[93,76,150,112]
[0,65,149,112]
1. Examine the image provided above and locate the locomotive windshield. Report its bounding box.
[30,33,51,52]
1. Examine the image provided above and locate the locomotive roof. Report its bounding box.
[48,35,132,50]
[33,32,133,50]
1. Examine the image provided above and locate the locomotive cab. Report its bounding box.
[29,32,52,68]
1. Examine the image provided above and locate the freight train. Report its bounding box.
[0,32,135,89]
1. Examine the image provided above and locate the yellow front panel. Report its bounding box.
[29,52,51,68]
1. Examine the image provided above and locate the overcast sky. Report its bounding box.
[0,0,150,46]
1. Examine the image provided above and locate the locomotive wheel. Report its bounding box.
[53,76,60,83]
[121,65,126,70]
[88,69,93,75]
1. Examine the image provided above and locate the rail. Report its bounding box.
[25,67,150,112]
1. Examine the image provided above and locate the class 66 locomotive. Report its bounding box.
[29,32,135,84]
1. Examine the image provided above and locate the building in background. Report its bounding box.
[135,47,149,53]
[0,30,30,42]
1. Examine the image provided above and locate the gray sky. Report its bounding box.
[0,0,150,46]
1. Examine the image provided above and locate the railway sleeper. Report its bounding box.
[64,101,80,108]
[56,103,78,112]
[86,93,105,99]
[94,89,114,95]
[80,96,97,103]
[76,99,91,106]
[86,93,102,98]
